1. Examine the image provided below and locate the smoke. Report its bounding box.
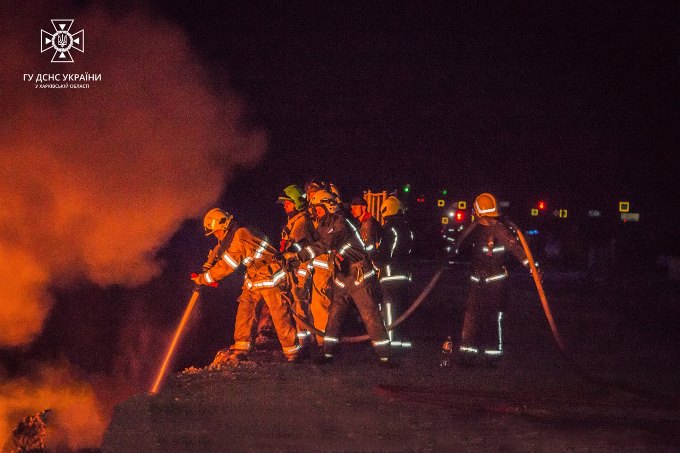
[0,362,105,450]
[0,4,266,346]
[0,1,267,447]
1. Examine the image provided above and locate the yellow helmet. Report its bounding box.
[473,193,499,217]
[277,184,307,211]
[203,208,234,236]
[380,196,405,218]
[309,189,339,214]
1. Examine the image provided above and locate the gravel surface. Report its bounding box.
[103,264,680,452]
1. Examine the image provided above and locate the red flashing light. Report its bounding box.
[538,201,546,210]
[416,197,425,203]
[455,211,464,221]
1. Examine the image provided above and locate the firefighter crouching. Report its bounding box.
[287,190,392,365]
[451,193,537,367]
[192,208,301,362]
[276,184,317,353]
[374,196,414,348]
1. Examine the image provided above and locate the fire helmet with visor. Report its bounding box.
[309,189,339,216]
[203,208,234,236]
[277,184,307,211]
[380,196,406,218]
[473,193,499,217]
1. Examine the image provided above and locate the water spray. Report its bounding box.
[149,285,202,394]
[150,248,219,394]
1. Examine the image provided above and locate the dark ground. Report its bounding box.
[103,261,680,452]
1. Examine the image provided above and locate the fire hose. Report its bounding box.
[510,221,680,408]
[286,265,445,343]
[149,248,219,394]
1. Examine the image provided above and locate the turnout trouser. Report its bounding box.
[380,279,410,342]
[310,265,332,345]
[323,280,390,359]
[232,286,300,359]
[459,279,506,358]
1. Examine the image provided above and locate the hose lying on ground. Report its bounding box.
[512,224,680,409]
[289,265,446,343]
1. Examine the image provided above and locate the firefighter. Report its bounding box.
[350,194,381,253]
[192,208,301,362]
[252,184,314,349]
[288,190,392,365]
[276,184,317,351]
[303,180,334,345]
[374,195,413,347]
[452,193,536,367]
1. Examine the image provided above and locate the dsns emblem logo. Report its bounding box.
[41,19,84,63]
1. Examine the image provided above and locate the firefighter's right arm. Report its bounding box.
[297,215,344,262]
[193,235,244,285]
[452,221,478,256]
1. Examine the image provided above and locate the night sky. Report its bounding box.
[147,1,678,232]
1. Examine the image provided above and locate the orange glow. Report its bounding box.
[0,362,105,450]
[150,289,201,394]
[1,4,268,448]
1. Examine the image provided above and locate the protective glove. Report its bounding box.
[281,251,301,268]
[191,272,218,287]
[282,251,299,261]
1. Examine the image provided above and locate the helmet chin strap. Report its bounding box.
[310,205,328,220]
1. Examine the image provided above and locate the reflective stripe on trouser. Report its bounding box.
[459,277,506,356]
[323,280,389,359]
[310,265,332,345]
[288,273,314,345]
[233,286,299,357]
[379,278,410,343]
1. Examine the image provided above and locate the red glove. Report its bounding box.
[191,273,218,287]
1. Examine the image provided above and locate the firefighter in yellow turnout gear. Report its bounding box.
[276,184,317,352]
[304,181,334,346]
[451,193,536,367]
[192,208,301,362]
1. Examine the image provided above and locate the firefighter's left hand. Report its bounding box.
[191,272,218,287]
[281,252,300,267]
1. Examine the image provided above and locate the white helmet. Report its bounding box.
[309,189,339,215]
[203,208,234,236]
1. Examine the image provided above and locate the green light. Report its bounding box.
[442,189,448,195]
[402,184,410,193]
